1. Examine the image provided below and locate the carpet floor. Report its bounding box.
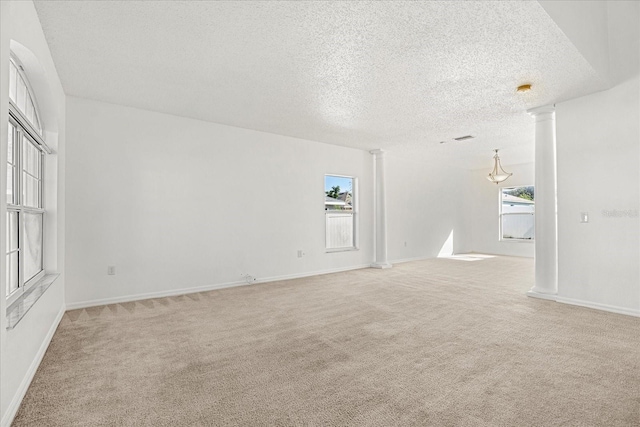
[13,256,640,426]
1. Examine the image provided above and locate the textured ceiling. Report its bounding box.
[33,0,607,169]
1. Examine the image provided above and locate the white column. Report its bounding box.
[370,149,392,269]
[527,105,557,299]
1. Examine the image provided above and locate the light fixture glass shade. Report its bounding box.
[487,149,512,184]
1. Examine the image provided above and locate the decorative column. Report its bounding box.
[370,149,392,269]
[527,105,557,299]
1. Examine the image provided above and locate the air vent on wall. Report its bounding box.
[453,135,475,141]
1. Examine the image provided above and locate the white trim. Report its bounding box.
[526,291,640,317]
[370,262,392,269]
[8,105,49,153]
[526,290,558,301]
[555,296,640,318]
[389,254,434,264]
[65,264,371,310]
[391,253,534,264]
[500,238,534,243]
[325,247,359,253]
[1,305,65,427]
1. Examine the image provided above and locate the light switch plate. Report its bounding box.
[580,212,589,223]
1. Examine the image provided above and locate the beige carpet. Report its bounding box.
[14,256,640,426]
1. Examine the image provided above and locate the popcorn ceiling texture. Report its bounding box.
[33,1,607,168]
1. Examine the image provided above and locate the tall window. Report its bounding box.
[324,175,356,250]
[6,56,47,303]
[500,186,534,241]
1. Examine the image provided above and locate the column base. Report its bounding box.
[526,289,558,301]
[370,262,392,269]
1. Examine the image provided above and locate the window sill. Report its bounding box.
[500,239,534,244]
[326,247,359,253]
[6,273,59,330]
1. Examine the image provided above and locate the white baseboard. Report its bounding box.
[370,262,392,269]
[389,252,531,265]
[526,290,640,317]
[389,255,434,264]
[526,290,558,301]
[555,296,640,317]
[1,305,66,427]
[65,264,371,310]
[65,281,250,310]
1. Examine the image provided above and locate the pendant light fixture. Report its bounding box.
[487,149,512,184]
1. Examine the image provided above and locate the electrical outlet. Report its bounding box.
[107,266,116,275]
[297,250,305,258]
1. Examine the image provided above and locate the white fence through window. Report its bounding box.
[501,213,534,240]
[326,212,354,249]
[500,186,535,241]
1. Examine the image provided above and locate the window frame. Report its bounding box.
[6,80,47,307]
[499,185,535,243]
[9,55,43,137]
[324,174,358,252]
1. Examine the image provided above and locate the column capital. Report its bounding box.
[369,149,385,156]
[527,105,555,119]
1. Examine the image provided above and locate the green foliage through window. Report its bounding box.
[504,186,534,201]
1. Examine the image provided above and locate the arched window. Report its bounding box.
[6,54,50,304]
[8,56,42,135]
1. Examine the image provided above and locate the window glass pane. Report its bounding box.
[324,176,354,211]
[326,212,354,249]
[26,96,35,124]
[23,138,41,178]
[7,125,16,205]
[22,174,40,208]
[34,113,42,134]
[9,62,17,103]
[501,186,534,213]
[6,252,19,296]
[23,213,43,282]
[23,137,32,174]
[502,214,534,240]
[6,167,14,205]
[17,75,27,113]
[7,212,18,252]
[500,186,535,240]
[8,124,15,165]
[324,175,355,249]
[22,137,43,207]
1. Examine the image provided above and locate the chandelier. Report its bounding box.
[486,149,512,184]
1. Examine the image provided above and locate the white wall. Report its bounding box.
[539,1,610,82]
[386,155,471,262]
[0,1,66,425]
[466,163,535,258]
[65,96,374,307]
[556,75,640,314]
[554,0,640,315]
